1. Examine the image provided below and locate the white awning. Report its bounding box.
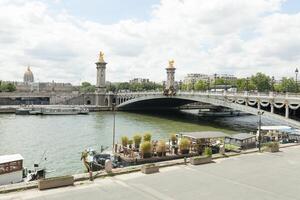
[261,126,292,131]
[0,154,24,164]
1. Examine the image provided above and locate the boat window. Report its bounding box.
[0,160,22,174]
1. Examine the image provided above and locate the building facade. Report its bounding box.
[129,78,150,84]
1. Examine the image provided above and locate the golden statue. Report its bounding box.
[98,51,105,62]
[168,59,175,68]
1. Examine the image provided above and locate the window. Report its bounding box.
[0,160,22,174]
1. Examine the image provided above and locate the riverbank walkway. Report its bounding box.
[1,145,300,200]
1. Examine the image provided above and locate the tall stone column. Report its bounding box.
[285,103,289,118]
[95,51,107,106]
[271,103,274,113]
[165,60,176,90]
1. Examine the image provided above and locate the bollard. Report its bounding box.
[184,157,187,165]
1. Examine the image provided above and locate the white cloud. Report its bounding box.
[0,0,299,84]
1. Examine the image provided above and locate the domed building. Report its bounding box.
[23,66,34,83]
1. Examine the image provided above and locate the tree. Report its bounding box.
[80,82,95,93]
[251,73,271,92]
[214,78,226,85]
[194,80,207,91]
[106,83,117,92]
[0,82,16,92]
[277,77,297,93]
[236,78,255,91]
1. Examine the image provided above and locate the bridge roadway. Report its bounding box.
[116,91,300,128]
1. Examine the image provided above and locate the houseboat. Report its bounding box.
[15,108,32,115]
[0,154,46,186]
[41,107,89,115]
[0,154,24,185]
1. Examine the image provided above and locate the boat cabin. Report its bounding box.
[285,129,300,143]
[0,154,24,185]
[225,133,256,150]
[260,126,292,143]
[178,131,228,154]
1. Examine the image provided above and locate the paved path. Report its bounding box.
[2,146,300,200]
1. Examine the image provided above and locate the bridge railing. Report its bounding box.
[115,90,300,100]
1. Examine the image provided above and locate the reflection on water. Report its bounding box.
[0,110,284,176]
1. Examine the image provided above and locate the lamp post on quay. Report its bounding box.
[295,68,299,93]
[112,103,116,153]
[257,110,264,152]
[214,73,217,92]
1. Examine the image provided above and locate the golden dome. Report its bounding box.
[23,66,34,83]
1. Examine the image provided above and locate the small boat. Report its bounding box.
[29,108,42,115]
[42,108,80,115]
[78,108,89,115]
[15,108,32,115]
[81,148,121,172]
[0,154,46,185]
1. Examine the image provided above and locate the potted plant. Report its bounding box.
[179,138,190,154]
[140,141,152,158]
[128,139,133,149]
[156,140,166,157]
[121,136,128,148]
[263,142,279,152]
[170,134,177,145]
[204,147,212,157]
[141,163,159,174]
[133,134,142,149]
[143,133,152,142]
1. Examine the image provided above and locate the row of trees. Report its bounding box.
[0,81,16,92]
[108,82,163,92]
[181,72,299,93]
[79,81,163,93]
[80,72,299,93]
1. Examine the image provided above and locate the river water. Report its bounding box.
[0,111,281,177]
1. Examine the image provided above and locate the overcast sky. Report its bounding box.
[0,0,300,84]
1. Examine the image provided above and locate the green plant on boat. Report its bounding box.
[133,134,142,149]
[170,134,177,144]
[140,141,152,158]
[179,138,190,154]
[121,136,128,147]
[143,133,152,142]
[156,140,166,157]
[128,139,133,148]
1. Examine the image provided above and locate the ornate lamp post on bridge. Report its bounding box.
[246,77,249,92]
[271,76,275,92]
[257,110,264,152]
[207,77,210,91]
[214,73,217,92]
[295,68,299,93]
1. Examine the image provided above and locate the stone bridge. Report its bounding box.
[116,91,300,128]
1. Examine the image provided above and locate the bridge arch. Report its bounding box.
[117,94,300,128]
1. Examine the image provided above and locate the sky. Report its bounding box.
[0,0,300,84]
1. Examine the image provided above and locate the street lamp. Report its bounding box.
[257,110,264,152]
[112,103,116,153]
[295,68,299,93]
[246,77,249,92]
[214,73,217,92]
[179,80,182,91]
[207,77,210,91]
[271,76,275,92]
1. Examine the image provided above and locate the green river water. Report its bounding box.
[0,111,278,177]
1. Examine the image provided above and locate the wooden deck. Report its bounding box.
[118,153,199,165]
